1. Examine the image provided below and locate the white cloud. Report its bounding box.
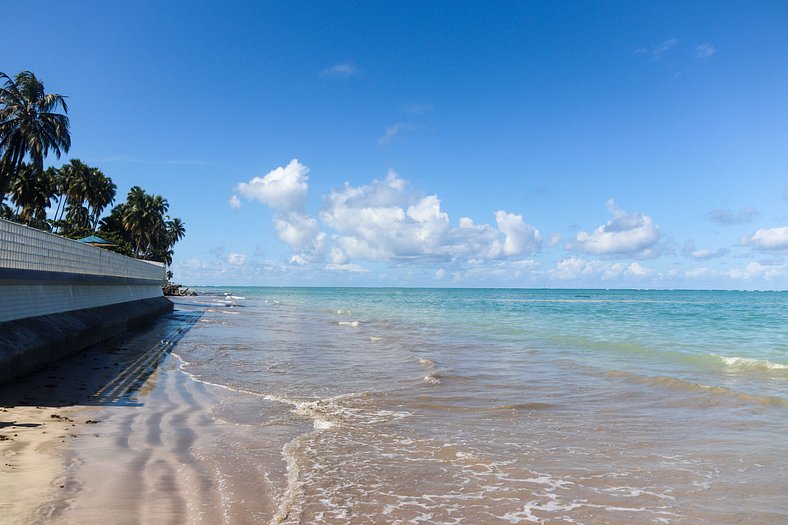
[690,248,728,260]
[708,207,758,225]
[684,267,714,280]
[319,61,359,79]
[682,241,729,260]
[571,200,662,257]
[236,163,545,271]
[379,122,415,145]
[546,232,562,247]
[548,257,652,281]
[227,252,247,266]
[695,43,717,59]
[435,268,446,280]
[740,226,788,250]
[274,213,326,253]
[726,261,782,281]
[228,195,241,209]
[236,159,309,212]
[325,263,368,273]
[236,159,325,262]
[320,170,542,264]
[637,38,678,60]
[495,211,543,256]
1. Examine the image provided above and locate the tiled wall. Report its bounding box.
[0,219,167,323]
[0,219,164,281]
[0,283,165,322]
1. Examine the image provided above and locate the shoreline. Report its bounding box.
[0,309,286,524]
[3,291,786,524]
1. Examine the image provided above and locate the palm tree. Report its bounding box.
[167,217,186,246]
[87,169,116,230]
[49,159,115,234]
[0,71,70,204]
[100,187,185,264]
[52,159,91,226]
[121,187,170,258]
[7,162,56,229]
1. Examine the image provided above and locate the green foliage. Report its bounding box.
[6,162,56,230]
[50,158,116,234]
[100,187,185,264]
[0,71,70,201]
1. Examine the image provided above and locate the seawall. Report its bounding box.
[0,219,173,384]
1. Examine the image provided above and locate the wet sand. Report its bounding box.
[0,312,286,525]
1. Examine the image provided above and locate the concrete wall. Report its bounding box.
[0,219,174,384]
[0,219,166,323]
[0,219,164,280]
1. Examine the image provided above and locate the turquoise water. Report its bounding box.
[172,288,788,524]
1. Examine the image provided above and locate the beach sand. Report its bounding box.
[0,314,288,525]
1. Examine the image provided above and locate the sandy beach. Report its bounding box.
[0,311,288,525]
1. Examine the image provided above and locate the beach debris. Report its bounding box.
[162,283,197,296]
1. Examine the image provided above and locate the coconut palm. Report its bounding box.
[50,159,115,234]
[52,159,91,226]
[100,187,185,264]
[0,71,70,204]
[87,170,116,230]
[167,217,186,246]
[7,162,56,229]
[121,187,170,258]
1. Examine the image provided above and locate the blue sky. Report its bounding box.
[3,1,787,288]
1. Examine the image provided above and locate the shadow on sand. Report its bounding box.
[0,309,202,409]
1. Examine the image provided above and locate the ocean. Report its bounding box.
[167,288,787,524]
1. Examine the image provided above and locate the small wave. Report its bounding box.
[338,320,360,327]
[418,358,434,367]
[424,373,442,385]
[605,370,788,407]
[715,355,788,371]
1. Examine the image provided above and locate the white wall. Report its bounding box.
[0,283,165,322]
[0,219,164,280]
[0,219,167,323]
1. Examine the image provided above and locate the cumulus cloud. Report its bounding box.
[228,195,241,209]
[236,159,309,212]
[571,200,662,257]
[495,211,542,256]
[726,261,782,281]
[236,159,325,263]
[274,213,326,253]
[237,162,543,270]
[740,226,788,250]
[549,257,652,281]
[695,43,717,59]
[708,207,758,225]
[379,122,416,145]
[320,170,542,264]
[319,61,359,79]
